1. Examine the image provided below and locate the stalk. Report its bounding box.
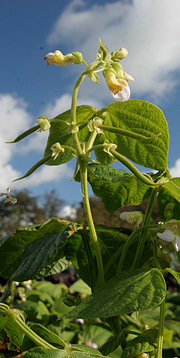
[132,188,157,268]
[80,159,105,287]
[70,68,105,288]
[157,300,165,358]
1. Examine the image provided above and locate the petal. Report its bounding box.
[157,229,175,242]
[112,85,130,102]
[174,236,180,251]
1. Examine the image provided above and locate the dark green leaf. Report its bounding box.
[10,222,84,282]
[44,105,96,165]
[77,163,152,212]
[95,100,169,170]
[64,268,166,319]
[0,218,68,279]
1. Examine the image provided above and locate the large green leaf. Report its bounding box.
[10,222,84,282]
[23,345,105,358]
[76,163,152,212]
[64,268,166,319]
[44,105,96,165]
[0,219,69,279]
[95,100,169,170]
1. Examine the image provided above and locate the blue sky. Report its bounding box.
[1,0,180,208]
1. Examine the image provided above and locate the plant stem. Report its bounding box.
[132,188,157,268]
[80,159,105,287]
[157,299,165,358]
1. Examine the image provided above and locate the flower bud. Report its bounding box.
[111,48,128,62]
[36,116,51,132]
[44,50,83,67]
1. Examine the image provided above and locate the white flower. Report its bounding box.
[111,84,131,102]
[157,229,180,252]
[36,116,50,132]
[51,142,64,160]
[120,211,143,226]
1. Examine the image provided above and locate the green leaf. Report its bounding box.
[10,222,84,282]
[23,345,105,358]
[77,163,152,212]
[44,105,96,166]
[121,329,157,358]
[0,308,24,351]
[95,100,169,170]
[0,218,68,279]
[64,268,166,319]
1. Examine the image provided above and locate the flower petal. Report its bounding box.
[157,229,175,242]
[112,85,130,102]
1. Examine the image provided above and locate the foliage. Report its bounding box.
[0,39,180,358]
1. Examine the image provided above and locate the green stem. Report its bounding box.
[132,188,157,268]
[71,73,87,155]
[14,316,58,349]
[110,149,157,187]
[99,125,161,141]
[80,159,105,287]
[157,299,165,358]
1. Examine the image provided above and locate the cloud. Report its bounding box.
[12,163,73,190]
[58,204,77,219]
[45,93,72,118]
[0,93,73,192]
[170,158,180,177]
[46,0,180,102]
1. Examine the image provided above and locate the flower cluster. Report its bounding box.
[44,39,134,102]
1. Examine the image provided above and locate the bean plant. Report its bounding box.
[0,39,180,358]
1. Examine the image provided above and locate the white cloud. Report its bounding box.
[58,204,77,219]
[0,93,73,192]
[46,0,180,102]
[45,93,72,118]
[170,158,180,177]
[12,164,73,190]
